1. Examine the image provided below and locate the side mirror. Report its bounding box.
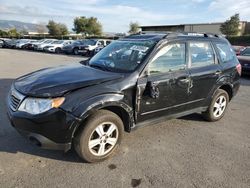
[79,59,90,65]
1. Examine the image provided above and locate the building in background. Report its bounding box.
[140,21,250,36]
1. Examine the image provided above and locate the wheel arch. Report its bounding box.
[71,97,134,140]
[219,84,233,101]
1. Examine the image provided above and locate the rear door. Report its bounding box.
[187,40,222,107]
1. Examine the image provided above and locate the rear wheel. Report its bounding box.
[202,89,229,122]
[74,110,123,163]
[55,47,61,54]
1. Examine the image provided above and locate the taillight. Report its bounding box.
[236,63,242,76]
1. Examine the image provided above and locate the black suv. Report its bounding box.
[7,33,241,162]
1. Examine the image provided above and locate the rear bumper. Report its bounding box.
[232,80,240,97]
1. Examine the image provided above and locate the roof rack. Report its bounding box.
[165,32,224,38]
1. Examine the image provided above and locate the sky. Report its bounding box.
[0,0,250,33]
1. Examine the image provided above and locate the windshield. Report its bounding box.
[45,40,56,43]
[73,41,83,45]
[241,48,250,56]
[52,41,64,44]
[85,39,97,46]
[89,40,156,72]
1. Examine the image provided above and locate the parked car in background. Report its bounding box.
[34,39,57,51]
[62,40,86,55]
[232,45,246,56]
[4,39,17,48]
[237,47,250,75]
[0,39,3,48]
[94,40,112,55]
[7,33,241,163]
[80,39,112,56]
[22,40,39,50]
[43,40,73,53]
[15,39,37,49]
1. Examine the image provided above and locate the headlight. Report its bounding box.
[18,97,65,115]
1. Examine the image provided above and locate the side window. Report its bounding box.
[148,43,186,74]
[190,42,215,67]
[215,42,235,63]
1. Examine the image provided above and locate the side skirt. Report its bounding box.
[131,106,208,131]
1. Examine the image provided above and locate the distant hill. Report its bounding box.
[0,20,47,32]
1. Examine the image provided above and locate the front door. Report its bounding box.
[136,42,192,122]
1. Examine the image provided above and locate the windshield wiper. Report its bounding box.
[90,64,110,72]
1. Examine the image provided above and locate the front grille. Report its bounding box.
[9,88,25,111]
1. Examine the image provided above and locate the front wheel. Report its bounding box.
[202,89,229,122]
[74,110,123,163]
[73,48,79,55]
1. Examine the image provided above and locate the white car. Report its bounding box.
[80,39,112,56]
[15,39,36,48]
[43,40,73,53]
[34,39,58,51]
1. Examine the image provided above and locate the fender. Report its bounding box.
[205,75,233,106]
[71,93,134,134]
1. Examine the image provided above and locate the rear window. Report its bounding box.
[215,42,235,63]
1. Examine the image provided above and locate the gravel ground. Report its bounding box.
[0,49,249,188]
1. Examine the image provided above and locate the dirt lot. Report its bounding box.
[0,49,249,188]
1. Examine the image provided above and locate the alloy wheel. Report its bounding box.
[88,122,118,156]
[213,95,227,118]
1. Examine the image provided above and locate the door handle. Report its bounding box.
[214,70,222,75]
[179,77,190,84]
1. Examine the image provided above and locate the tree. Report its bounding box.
[73,16,102,36]
[0,29,8,37]
[46,20,68,36]
[36,23,47,34]
[220,14,240,36]
[8,28,20,38]
[128,22,140,34]
[20,29,28,36]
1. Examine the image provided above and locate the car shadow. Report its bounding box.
[0,78,84,163]
[178,113,205,122]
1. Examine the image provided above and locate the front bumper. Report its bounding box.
[7,101,79,151]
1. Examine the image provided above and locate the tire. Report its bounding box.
[55,47,61,54]
[74,110,123,163]
[73,48,79,55]
[202,89,229,122]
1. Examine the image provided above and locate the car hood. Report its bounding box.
[14,64,123,97]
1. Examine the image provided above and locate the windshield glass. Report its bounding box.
[52,41,64,44]
[45,40,56,43]
[89,40,156,72]
[241,48,250,56]
[85,39,97,46]
[73,41,83,45]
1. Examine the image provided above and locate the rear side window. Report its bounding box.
[190,42,215,68]
[215,42,235,63]
[148,43,186,74]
